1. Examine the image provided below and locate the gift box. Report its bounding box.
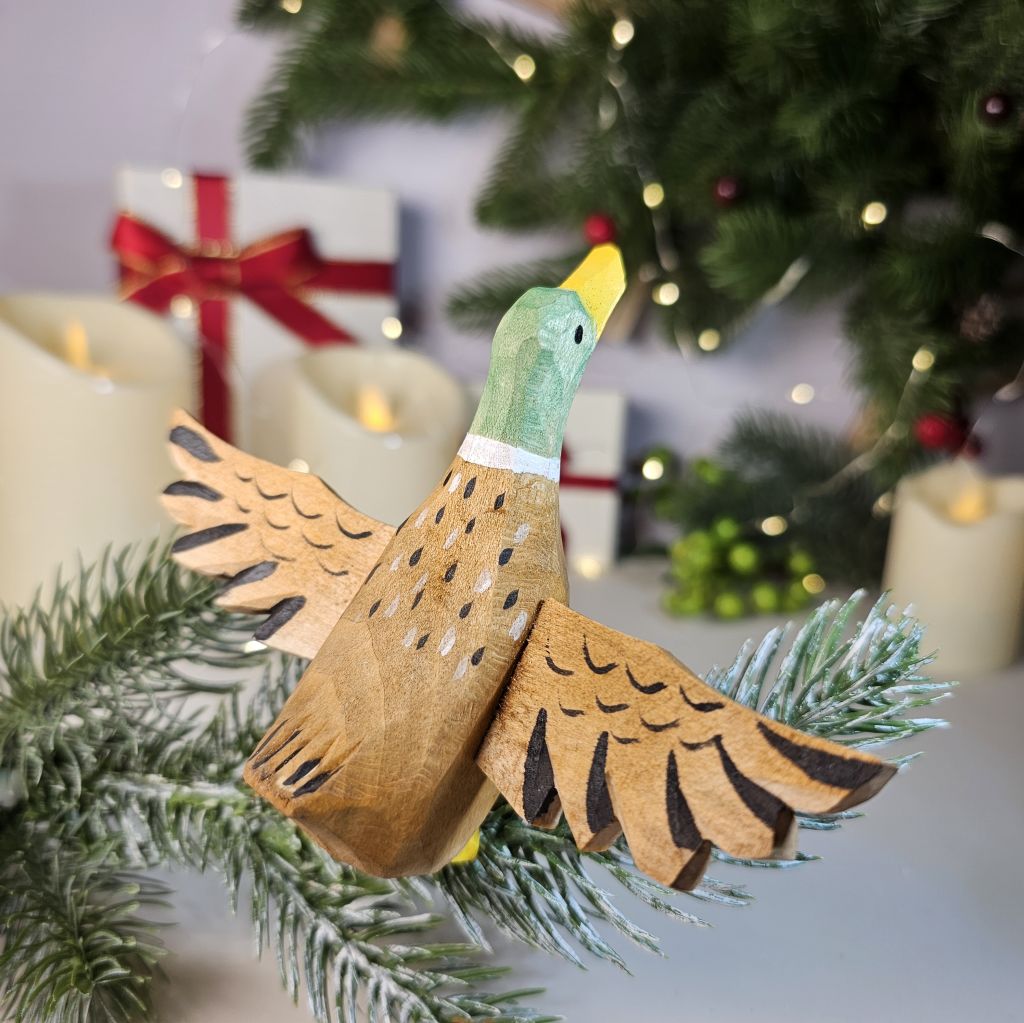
[559,388,627,575]
[112,168,398,462]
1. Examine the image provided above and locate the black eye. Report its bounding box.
[574,324,584,344]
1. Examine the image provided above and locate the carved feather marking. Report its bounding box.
[545,653,574,676]
[294,770,335,796]
[583,638,617,674]
[595,696,629,713]
[706,735,787,830]
[337,515,374,540]
[290,494,322,520]
[284,758,322,786]
[255,482,287,500]
[170,425,220,462]
[171,523,247,553]
[303,534,334,551]
[559,704,584,717]
[264,513,290,531]
[612,734,640,745]
[757,722,888,790]
[640,716,679,733]
[585,732,615,834]
[251,729,301,769]
[625,665,666,694]
[251,720,287,757]
[163,480,222,501]
[317,561,350,578]
[678,685,724,713]
[523,709,558,821]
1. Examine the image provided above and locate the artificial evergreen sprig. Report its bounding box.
[0,543,949,1023]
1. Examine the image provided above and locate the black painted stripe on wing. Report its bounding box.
[596,696,629,713]
[625,666,667,695]
[583,638,617,675]
[559,704,584,717]
[585,732,615,834]
[756,722,888,791]
[251,720,287,756]
[612,734,639,745]
[712,735,788,829]
[545,654,574,676]
[221,560,277,593]
[640,716,679,732]
[274,747,303,773]
[336,514,373,540]
[666,750,702,850]
[523,708,558,821]
[163,480,222,501]
[171,522,247,553]
[679,684,724,713]
[251,729,301,768]
[170,425,220,462]
[290,494,322,520]
[295,770,336,796]
[284,758,322,786]
[254,596,306,640]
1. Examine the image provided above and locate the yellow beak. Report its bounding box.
[559,244,627,338]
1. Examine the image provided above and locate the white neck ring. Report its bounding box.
[457,433,560,481]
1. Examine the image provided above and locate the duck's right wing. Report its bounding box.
[161,410,395,659]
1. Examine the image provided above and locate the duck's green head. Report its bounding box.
[470,245,626,460]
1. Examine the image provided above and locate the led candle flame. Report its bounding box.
[356,385,397,433]
[63,320,93,372]
[948,481,991,524]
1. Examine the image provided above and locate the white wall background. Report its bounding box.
[0,0,876,463]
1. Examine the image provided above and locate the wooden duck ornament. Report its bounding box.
[162,245,895,890]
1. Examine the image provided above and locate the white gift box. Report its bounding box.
[114,167,398,462]
[559,389,627,575]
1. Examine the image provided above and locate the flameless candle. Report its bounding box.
[286,347,469,525]
[0,294,190,607]
[883,459,1024,675]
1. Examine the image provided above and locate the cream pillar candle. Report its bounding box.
[883,459,1024,675]
[286,347,469,525]
[0,294,190,608]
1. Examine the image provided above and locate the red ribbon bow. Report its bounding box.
[111,174,394,441]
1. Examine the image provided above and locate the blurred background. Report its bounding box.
[2,2,1023,1020]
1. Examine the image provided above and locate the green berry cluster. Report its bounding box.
[662,515,820,620]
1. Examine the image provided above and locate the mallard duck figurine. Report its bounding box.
[162,245,895,890]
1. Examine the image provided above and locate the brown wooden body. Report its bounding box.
[244,456,567,875]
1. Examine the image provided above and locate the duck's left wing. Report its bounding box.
[477,600,896,891]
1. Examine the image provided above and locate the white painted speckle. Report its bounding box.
[443,527,460,550]
[448,472,462,493]
[383,595,400,618]
[415,508,429,528]
[452,656,469,681]
[390,554,402,572]
[413,572,429,592]
[473,569,493,593]
[438,625,457,656]
[509,610,529,641]
[513,523,531,544]
[403,627,417,648]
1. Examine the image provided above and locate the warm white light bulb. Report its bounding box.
[280,0,302,13]
[802,573,826,594]
[761,515,788,536]
[861,201,887,227]
[512,54,536,81]
[611,18,635,47]
[642,182,665,208]
[912,347,935,372]
[574,555,604,580]
[641,456,665,481]
[697,329,720,351]
[790,383,815,405]
[170,294,194,319]
[653,282,680,306]
[381,316,403,340]
[161,167,183,189]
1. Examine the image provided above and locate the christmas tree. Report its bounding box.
[240,0,1024,600]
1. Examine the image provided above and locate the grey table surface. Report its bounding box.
[152,559,1024,1022]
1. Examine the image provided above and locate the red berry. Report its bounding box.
[583,213,617,245]
[914,413,968,451]
[712,175,742,207]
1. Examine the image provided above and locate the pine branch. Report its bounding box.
[0,841,169,1023]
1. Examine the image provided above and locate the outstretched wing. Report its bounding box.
[161,411,394,658]
[477,600,896,891]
